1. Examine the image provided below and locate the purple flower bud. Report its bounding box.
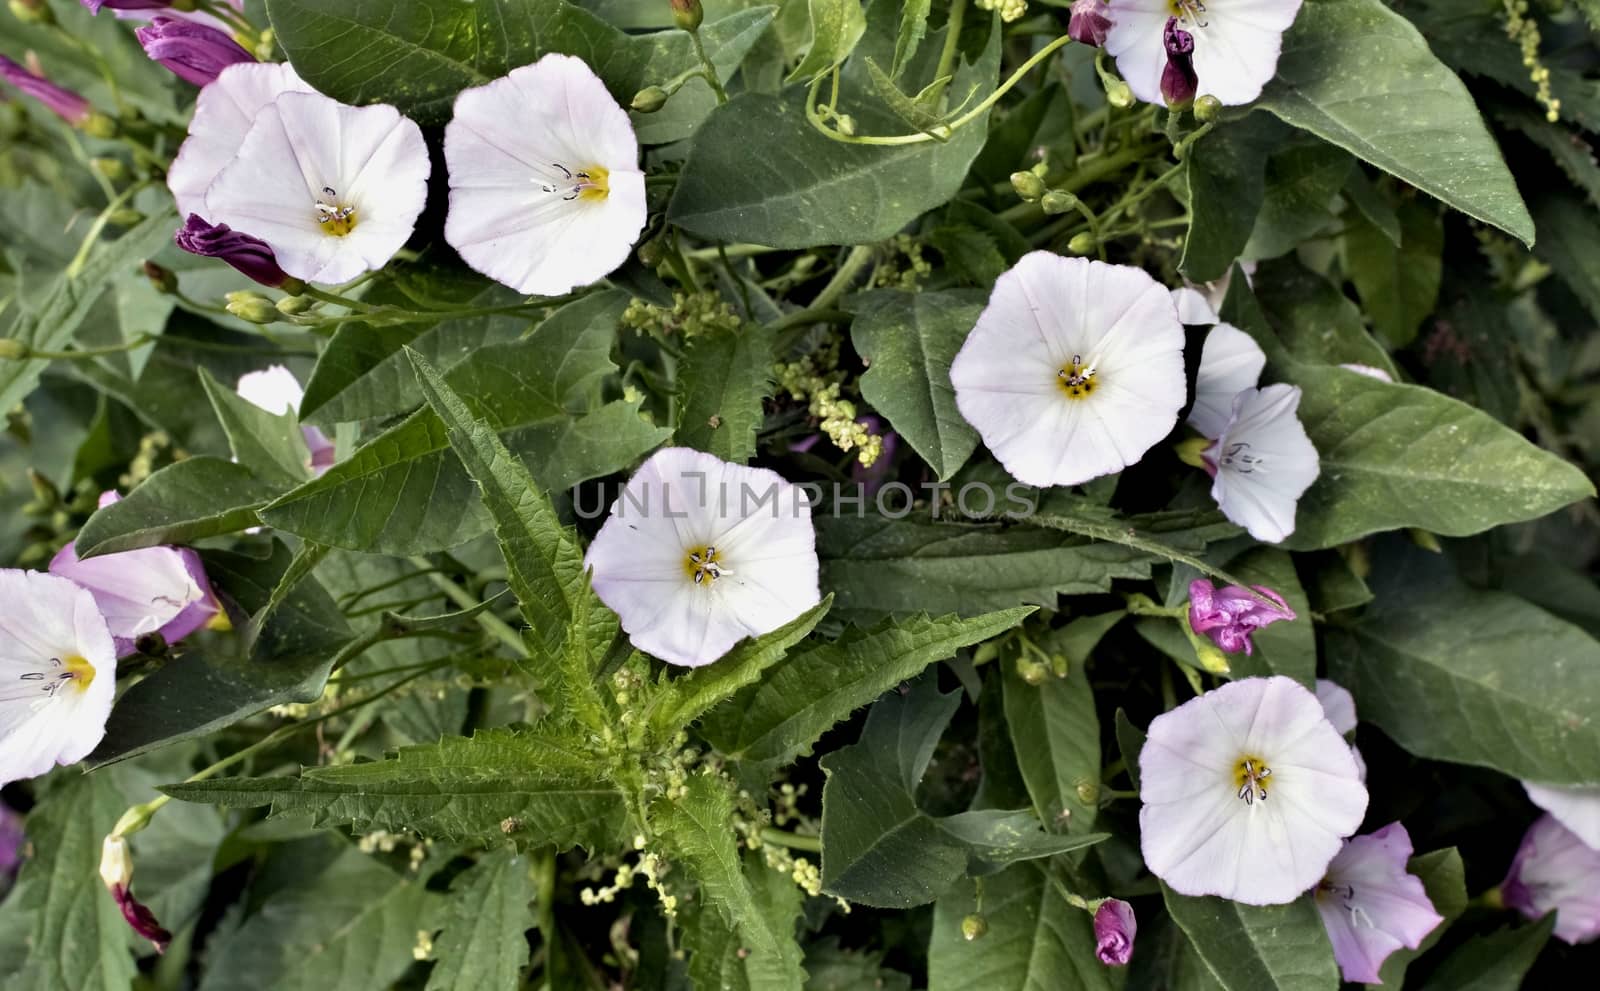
[1069,0,1113,48]
[0,54,92,126]
[1093,898,1136,965]
[1504,814,1600,945]
[1187,578,1295,656]
[135,16,253,87]
[0,803,24,879]
[1160,17,1198,108]
[174,214,290,288]
[82,0,174,13]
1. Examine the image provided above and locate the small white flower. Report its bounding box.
[1140,676,1368,905]
[204,91,430,284]
[1106,0,1305,107]
[584,448,821,668]
[1188,322,1266,439]
[236,366,336,475]
[1205,385,1319,543]
[0,570,118,786]
[1523,783,1600,851]
[443,54,647,296]
[167,61,313,222]
[949,252,1187,487]
[1171,286,1218,325]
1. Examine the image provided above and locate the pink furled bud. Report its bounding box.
[1160,17,1197,108]
[82,0,174,12]
[0,54,92,126]
[1069,0,1113,48]
[1503,814,1600,944]
[100,837,172,953]
[135,16,253,87]
[174,214,291,289]
[1187,579,1295,655]
[1093,898,1136,965]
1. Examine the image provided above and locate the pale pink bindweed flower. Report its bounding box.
[1314,822,1443,984]
[1503,813,1600,944]
[1521,782,1600,851]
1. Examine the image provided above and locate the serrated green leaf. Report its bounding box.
[199,367,312,486]
[163,728,630,849]
[1416,915,1555,991]
[1257,0,1533,244]
[848,289,982,480]
[425,849,538,991]
[1162,886,1339,991]
[674,327,773,462]
[890,0,931,79]
[702,607,1033,770]
[927,862,1118,991]
[1002,665,1100,836]
[864,58,950,137]
[683,850,805,991]
[1532,193,1600,325]
[1326,544,1600,784]
[75,457,282,556]
[786,0,867,83]
[1343,200,1443,348]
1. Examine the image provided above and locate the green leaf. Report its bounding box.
[631,8,783,147]
[9,774,138,991]
[891,0,932,79]
[199,367,312,486]
[660,775,804,983]
[1115,708,1146,790]
[74,456,282,556]
[1342,200,1443,348]
[848,289,983,480]
[787,0,868,83]
[1342,167,1402,244]
[0,208,177,414]
[1180,114,1278,282]
[163,728,631,849]
[648,597,833,741]
[1162,886,1339,991]
[817,516,1158,624]
[669,3,999,247]
[425,849,539,991]
[683,851,805,991]
[819,680,1100,908]
[1250,257,1396,376]
[1326,545,1600,784]
[1285,364,1594,548]
[264,292,668,555]
[196,838,444,991]
[1373,847,1467,986]
[1416,916,1555,991]
[1010,495,1250,590]
[804,938,912,991]
[701,607,1034,770]
[927,862,1118,991]
[89,543,353,767]
[1242,139,1352,260]
[674,327,773,462]
[1532,193,1600,325]
[1257,0,1533,245]
[1002,665,1100,835]
[1499,110,1600,210]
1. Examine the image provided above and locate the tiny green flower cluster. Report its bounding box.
[622,289,742,340]
[872,234,932,292]
[975,0,1029,24]
[775,343,885,467]
[1502,0,1561,122]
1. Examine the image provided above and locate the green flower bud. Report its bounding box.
[1041,190,1079,216]
[108,208,144,227]
[1194,95,1222,123]
[142,261,177,295]
[632,86,669,113]
[276,294,315,316]
[7,0,52,25]
[226,293,279,325]
[1010,170,1046,202]
[1017,656,1050,687]
[637,238,665,268]
[0,338,28,360]
[670,0,703,31]
[280,276,308,297]
[1067,232,1096,255]
[835,113,856,137]
[90,157,125,182]
[1106,79,1134,110]
[80,113,118,139]
[961,914,989,941]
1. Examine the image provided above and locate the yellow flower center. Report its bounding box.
[1233,755,1271,805]
[684,545,724,586]
[1168,0,1208,22]
[315,185,357,237]
[1057,355,1098,400]
[577,164,610,202]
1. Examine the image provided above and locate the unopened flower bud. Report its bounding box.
[1010,170,1046,201]
[961,913,988,941]
[276,294,314,316]
[835,113,856,137]
[1194,95,1221,123]
[0,338,28,360]
[1093,898,1137,966]
[142,261,177,294]
[80,113,118,138]
[225,293,279,325]
[1106,79,1134,109]
[632,86,668,113]
[1041,190,1079,216]
[1067,232,1096,255]
[99,835,132,891]
[1017,656,1049,686]
[90,156,125,181]
[108,207,144,227]
[636,238,665,268]
[670,0,703,32]
[8,0,53,25]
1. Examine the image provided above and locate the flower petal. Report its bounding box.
[167,61,311,220]
[1210,384,1319,542]
[1188,323,1266,439]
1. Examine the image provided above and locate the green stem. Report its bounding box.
[3,334,155,362]
[761,827,822,853]
[412,557,529,659]
[65,180,151,279]
[809,245,875,312]
[934,0,970,87]
[688,29,728,105]
[300,285,376,312]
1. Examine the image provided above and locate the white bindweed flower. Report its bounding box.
[1140,676,1368,905]
[1204,384,1319,543]
[1188,322,1266,439]
[204,91,430,284]
[168,61,313,221]
[1106,0,1304,107]
[949,252,1186,487]
[236,366,336,475]
[584,448,820,668]
[1523,783,1600,851]
[0,570,118,786]
[443,54,647,296]
[1316,677,1366,781]
[1171,286,1218,325]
